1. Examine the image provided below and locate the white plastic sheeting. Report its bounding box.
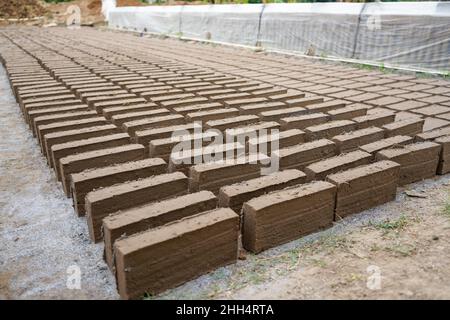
[107,2,450,71]
[101,0,116,21]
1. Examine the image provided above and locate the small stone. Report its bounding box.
[432,235,439,241]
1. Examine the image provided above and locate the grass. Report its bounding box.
[369,215,409,234]
[442,200,450,218]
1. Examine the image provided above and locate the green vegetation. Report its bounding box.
[369,215,409,233]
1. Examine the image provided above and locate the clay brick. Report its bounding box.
[160,97,209,109]
[139,89,183,100]
[242,181,336,253]
[84,94,135,108]
[110,109,170,126]
[122,114,185,135]
[51,133,131,176]
[209,92,251,103]
[43,124,120,160]
[328,104,368,120]
[86,172,188,242]
[218,169,307,213]
[285,96,324,108]
[224,97,268,108]
[434,135,450,174]
[174,102,223,115]
[326,161,400,218]
[32,111,99,137]
[186,108,239,122]
[189,155,268,194]
[376,142,440,185]
[93,98,147,113]
[27,105,89,126]
[103,191,217,270]
[269,90,305,101]
[37,117,109,148]
[305,120,357,140]
[305,100,347,113]
[247,129,306,153]
[133,123,200,146]
[359,135,413,157]
[114,207,238,299]
[259,106,307,122]
[151,93,195,104]
[353,111,395,129]
[71,158,167,216]
[382,118,424,137]
[415,126,450,141]
[206,115,259,131]
[238,101,286,115]
[305,150,372,181]
[59,144,145,197]
[277,139,337,171]
[251,87,288,98]
[280,113,329,130]
[225,122,281,142]
[332,127,386,153]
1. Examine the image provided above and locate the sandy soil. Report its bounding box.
[0,62,449,299]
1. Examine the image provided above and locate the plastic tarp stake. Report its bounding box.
[107,2,450,71]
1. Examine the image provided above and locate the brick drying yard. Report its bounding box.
[1,26,450,299]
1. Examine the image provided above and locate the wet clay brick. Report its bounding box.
[332,127,385,153]
[103,191,217,270]
[376,142,440,185]
[85,172,188,243]
[218,169,306,213]
[71,158,167,216]
[304,150,372,181]
[59,144,145,197]
[242,181,336,253]
[114,207,238,299]
[327,161,400,219]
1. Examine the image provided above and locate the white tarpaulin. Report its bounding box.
[107,2,450,71]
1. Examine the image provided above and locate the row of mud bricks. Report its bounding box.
[1,27,450,299]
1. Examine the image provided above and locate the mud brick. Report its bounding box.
[32,111,99,137]
[160,97,209,110]
[59,144,145,197]
[251,87,288,98]
[239,101,286,115]
[43,124,120,160]
[27,105,89,126]
[18,88,70,103]
[247,129,306,153]
[206,115,260,131]
[189,155,269,194]
[435,136,450,174]
[195,88,233,97]
[21,94,77,112]
[114,207,238,299]
[359,135,413,157]
[376,142,440,185]
[259,106,307,122]
[332,127,385,153]
[215,78,248,86]
[327,104,368,120]
[102,103,161,118]
[51,133,131,176]
[209,92,251,103]
[37,117,109,148]
[225,122,281,142]
[23,100,83,118]
[305,100,347,113]
[353,111,395,129]
[103,191,217,270]
[277,139,337,170]
[382,118,424,137]
[92,98,147,113]
[242,181,336,253]
[71,158,167,216]
[280,113,329,130]
[238,83,274,94]
[149,93,194,104]
[305,120,356,140]
[224,97,267,108]
[186,108,240,122]
[122,114,185,135]
[173,81,210,89]
[327,161,400,218]
[111,109,171,126]
[305,150,372,181]
[86,172,188,242]
[82,92,133,104]
[285,96,324,108]
[131,86,171,94]
[150,131,220,161]
[74,86,122,97]
[139,89,184,100]
[218,169,306,213]
[269,90,305,101]
[174,102,223,115]
[133,123,200,146]
[168,143,245,175]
